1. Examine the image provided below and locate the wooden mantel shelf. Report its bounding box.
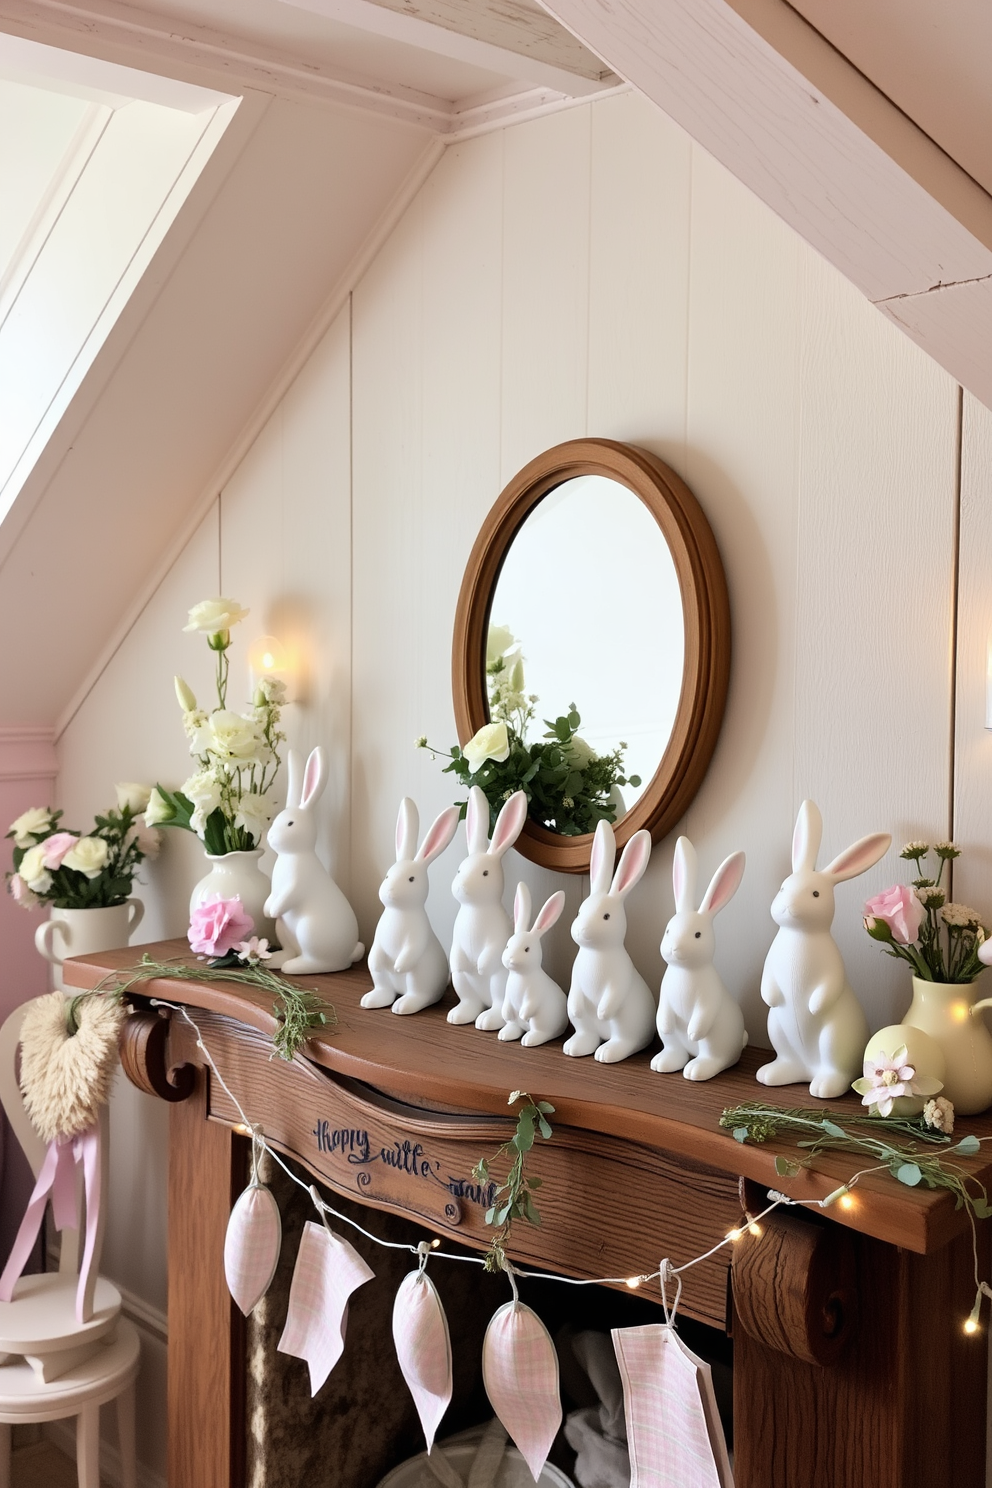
[65,939,992,1255]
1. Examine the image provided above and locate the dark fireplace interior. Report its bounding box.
[246,1154,733,1488]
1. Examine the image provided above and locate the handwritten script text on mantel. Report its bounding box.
[312,1120,496,1207]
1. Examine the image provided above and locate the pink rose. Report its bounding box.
[40,832,78,869]
[188,895,254,956]
[8,873,38,908]
[864,884,925,945]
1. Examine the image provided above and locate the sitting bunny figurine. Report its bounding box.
[651,836,747,1081]
[449,786,529,1031]
[499,882,568,1047]
[265,747,364,974]
[564,819,655,1063]
[362,797,461,1015]
[758,799,891,1099]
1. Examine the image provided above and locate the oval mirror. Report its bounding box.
[452,440,731,873]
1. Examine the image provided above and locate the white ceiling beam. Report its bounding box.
[535,0,992,408]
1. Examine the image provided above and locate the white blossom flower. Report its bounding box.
[464,722,510,769]
[8,807,53,849]
[143,789,174,827]
[254,677,286,706]
[940,903,984,929]
[900,841,930,857]
[923,1096,955,1133]
[182,771,223,838]
[8,873,39,908]
[62,836,109,879]
[234,793,272,843]
[851,1046,943,1117]
[115,783,152,814]
[486,624,516,666]
[174,676,197,711]
[183,598,249,635]
[564,735,598,771]
[415,735,428,749]
[236,936,272,965]
[916,885,946,908]
[17,845,52,893]
[206,711,263,768]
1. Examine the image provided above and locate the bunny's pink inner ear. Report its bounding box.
[700,851,746,915]
[612,830,652,898]
[792,799,823,873]
[490,791,528,857]
[824,832,892,883]
[513,880,531,932]
[466,787,489,854]
[416,806,461,864]
[397,799,419,861]
[299,748,325,810]
[533,890,566,935]
[589,820,615,893]
[673,836,696,912]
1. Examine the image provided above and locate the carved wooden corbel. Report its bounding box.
[119,1007,196,1103]
[732,1208,858,1365]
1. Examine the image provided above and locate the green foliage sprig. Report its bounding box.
[473,1091,554,1272]
[95,953,334,1061]
[721,1102,992,1220]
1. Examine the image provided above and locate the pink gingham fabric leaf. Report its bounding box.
[612,1325,733,1488]
[482,1300,562,1481]
[277,1220,375,1395]
[393,1269,453,1449]
[224,1183,282,1317]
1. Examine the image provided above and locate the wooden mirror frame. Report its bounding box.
[451,438,731,874]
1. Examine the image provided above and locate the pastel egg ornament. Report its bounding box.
[852,1025,946,1117]
[224,1181,282,1316]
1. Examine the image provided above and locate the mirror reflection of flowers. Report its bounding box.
[418,625,640,837]
[864,842,988,983]
[6,785,161,910]
[145,598,287,855]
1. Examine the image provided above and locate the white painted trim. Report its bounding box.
[447,78,627,142]
[45,1417,166,1488]
[119,1284,167,1345]
[0,728,57,781]
[0,27,235,110]
[52,131,447,741]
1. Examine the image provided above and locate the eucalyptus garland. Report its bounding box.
[721,1102,992,1220]
[473,1090,554,1272]
[92,953,335,1061]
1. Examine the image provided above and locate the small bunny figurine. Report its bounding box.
[758,799,891,1099]
[651,836,747,1081]
[564,819,656,1063]
[449,786,529,1031]
[362,797,461,1015]
[499,882,569,1047]
[264,747,364,974]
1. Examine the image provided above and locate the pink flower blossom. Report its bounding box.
[39,832,78,869]
[864,884,925,945]
[188,895,254,957]
[852,1045,943,1116]
[236,936,272,964]
[8,873,38,909]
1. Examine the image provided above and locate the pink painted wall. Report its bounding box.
[0,729,58,1264]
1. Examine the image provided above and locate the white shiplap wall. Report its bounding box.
[55,88,978,1482]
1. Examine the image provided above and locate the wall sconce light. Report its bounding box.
[248,633,292,697]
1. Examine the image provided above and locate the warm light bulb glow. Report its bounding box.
[965,1317,980,1335]
[986,630,992,730]
[248,633,290,677]
[626,1277,641,1289]
[748,1222,762,1237]
[726,1228,743,1243]
[839,1194,856,1212]
[953,1001,970,1023]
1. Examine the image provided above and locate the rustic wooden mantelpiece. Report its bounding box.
[67,941,990,1488]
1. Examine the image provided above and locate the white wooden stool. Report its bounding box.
[0,1318,139,1488]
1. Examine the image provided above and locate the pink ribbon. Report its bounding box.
[0,1125,101,1324]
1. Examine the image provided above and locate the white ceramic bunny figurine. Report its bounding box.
[362,797,461,1015]
[264,747,364,974]
[758,799,891,1099]
[499,882,569,1047]
[651,836,747,1081]
[564,819,655,1063]
[449,786,529,1031]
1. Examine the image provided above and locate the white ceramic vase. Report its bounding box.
[190,849,275,943]
[902,976,992,1115]
[35,901,145,991]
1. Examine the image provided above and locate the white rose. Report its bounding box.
[184,598,249,635]
[234,793,272,843]
[464,722,511,770]
[207,711,263,767]
[182,771,222,839]
[18,845,52,893]
[143,788,174,827]
[63,836,109,879]
[8,807,53,849]
[487,624,516,667]
[115,782,152,814]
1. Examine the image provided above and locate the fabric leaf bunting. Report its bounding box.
[612,1324,733,1488]
[392,1268,453,1449]
[482,1299,562,1481]
[277,1220,375,1395]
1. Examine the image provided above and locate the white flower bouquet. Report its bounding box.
[6,787,160,910]
[148,598,286,855]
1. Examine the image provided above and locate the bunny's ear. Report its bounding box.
[416,805,461,865]
[700,851,746,915]
[824,832,891,884]
[396,798,419,862]
[673,837,697,912]
[533,890,566,936]
[299,747,326,810]
[466,786,490,854]
[285,750,302,809]
[792,800,823,873]
[490,791,528,858]
[612,829,652,899]
[513,880,532,933]
[589,820,616,895]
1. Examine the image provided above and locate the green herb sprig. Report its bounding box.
[473,1091,554,1272]
[94,953,334,1061]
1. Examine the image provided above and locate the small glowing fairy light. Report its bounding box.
[748,1221,762,1237]
[626,1276,642,1289]
[726,1227,744,1243]
[965,1292,983,1335]
[821,1184,852,1209]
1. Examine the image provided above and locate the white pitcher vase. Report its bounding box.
[902,976,992,1115]
[35,901,145,992]
[190,849,275,943]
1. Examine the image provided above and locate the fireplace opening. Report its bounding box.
[245,1152,733,1488]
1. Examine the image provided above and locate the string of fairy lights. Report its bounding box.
[153,1000,991,1335]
